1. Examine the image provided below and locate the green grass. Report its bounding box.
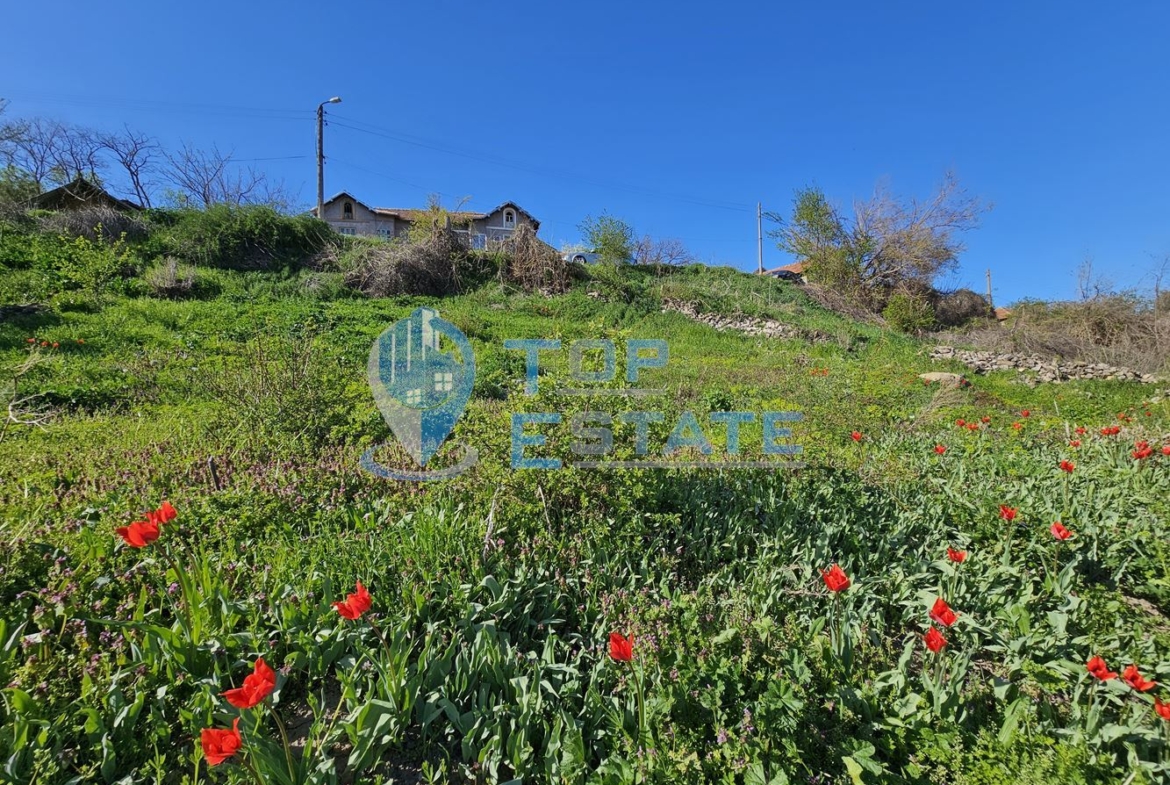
[1,223,1169,784]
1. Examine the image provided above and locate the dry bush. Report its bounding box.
[932,288,992,327]
[342,229,467,297]
[37,205,149,243]
[498,224,568,294]
[145,256,196,298]
[945,294,1170,375]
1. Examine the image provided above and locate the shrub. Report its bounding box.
[496,224,569,294]
[342,230,467,297]
[145,204,333,271]
[37,206,150,244]
[882,289,936,333]
[933,288,991,327]
[144,256,196,298]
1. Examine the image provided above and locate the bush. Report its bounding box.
[37,206,150,244]
[882,289,936,333]
[144,256,196,298]
[341,230,467,297]
[933,288,991,327]
[496,224,569,294]
[144,205,334,271]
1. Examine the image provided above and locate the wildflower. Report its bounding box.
[1011,421,1023,431]
[1059,460,1075,473]
[946,547,967,563]
[821,564,850,592]
[223,657,276,709]
[115,520,160,548]
[1163,445,1170,456]
[77,338,85,344]
[924,626,947,653]
[1133,447,1154,460]
[981,416,991,423]
[201,718,242,766]
[929,598,958,627]
[51,342,59,349]
[955,419,966,427]
[1087,656,1117,681]
[608,632,633,662]
[1122,665,1158,692]
[1155,697,1170,721]
[1050,522,1072,541]
[967,423,979,431]
[1069,440,1081,448]
[333,581,372,620]
[1021,409,1030,418]
[26,338,35,344]
[146,501,178,526]
[1101,426,1120,436]
[1075,426,1087,435]
[999,505,1018,522]
[934,444,947,455]
[850,431,862,442]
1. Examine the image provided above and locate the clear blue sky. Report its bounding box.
[3,1,1168,304]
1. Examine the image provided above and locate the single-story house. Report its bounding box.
[29,176,141,212]
[311,192,540,248]
[762,261,807,282]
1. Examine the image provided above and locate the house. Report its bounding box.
[761,260,807,282]
[29,176,141,212]
[311,192,540,248]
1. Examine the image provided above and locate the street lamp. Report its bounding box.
[316,96,342,221]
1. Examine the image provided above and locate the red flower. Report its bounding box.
[924,626,947,653]
[201,718,242,766]
[821,564,851,592]
[981,416,991,423]
[1069,440,1081,448]
[850,431,863,442]
[929,598,958,627]
[955,418,966,427]
[1011,421,1023,431]
[1050,522,1072,541]
[967,423,979,431]
[333,581,372,620]
[608,632,634,662]
[1133,447,1154,460]
[77,338,86,344]
[1059,460,1075,473]
[145,501,178,527]
[1155,697,1170,721]
[934,444,947,455]
[1118,412,1129,421]
[1087,656,1118,681]
[51,342,59,349]
[1101,426,1120,436]
[1163,445,1170,456]
[998,505,1018,522]
[1122,665,1158,692]
[1075,426,1087,435]
[115,520,160,548]
[223,657,277,709]
[946,547,967,563]
[25,337,35,344]
[1021,409,1030,418]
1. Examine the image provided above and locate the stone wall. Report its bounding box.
[931,346,1159,384]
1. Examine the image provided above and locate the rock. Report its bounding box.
[919,372,967,388]
[929,345,1159,385]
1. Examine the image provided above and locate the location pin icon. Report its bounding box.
[367,308,475,466]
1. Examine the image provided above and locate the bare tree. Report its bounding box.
[161,143,269,207]
[99,126,159,207]
[0,117,105,186]
[633,235,693,266]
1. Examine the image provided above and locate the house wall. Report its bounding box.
[321,198,398,238]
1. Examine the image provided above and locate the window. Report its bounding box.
[339,227,356,236]
[433,371,454,392]
[377,225,395,239]
[503,209,516,229]
[406,388,423,405]
[342,201,354,220]
[472,233,487,250]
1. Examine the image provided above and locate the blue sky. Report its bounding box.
[2,1,1168,304]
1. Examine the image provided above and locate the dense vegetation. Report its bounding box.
[1,208,1169,784]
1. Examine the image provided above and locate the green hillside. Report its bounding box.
[1,209,1169,784]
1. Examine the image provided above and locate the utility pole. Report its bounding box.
[986,268,994,313]
[316,96,342,220]
[756,202,763,274]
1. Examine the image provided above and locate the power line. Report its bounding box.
[1,91,310,121]
[327,114,753,213]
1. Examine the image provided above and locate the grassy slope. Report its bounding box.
[1,261,1168,783]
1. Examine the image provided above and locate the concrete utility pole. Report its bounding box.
[757,202,763,274]
[316,96,342,220]
[986,268,994,312]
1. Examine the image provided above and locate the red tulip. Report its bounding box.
[1086,655,1117,681]
[1011,421,1023,431]
[1069,440,1081,448]
[946,547,967,563]
[333,581,372,620]
[981,416,991,424]
[967,423,979,432]
[1021,409,1030,418]
[157,501,178,522]
[955,418,966,427]
[201,718,242,766]
[1059,460,1075,473]
[1155,697,1170,721]
[821,564,851,592]
[1101,426,1120,436]
[609,632,634,662]
[929,598,958,627]
[1133,447,1153,460]
[115,520,160,548]
[223,657,276,709]
[1163,445,1170,456]
[25,338,35,344]
[998,505,1018,522]
[924,626,947,653]
[850,431,863,442]
[1050,522,1072,541]
[934,444,947,455]
[1122,665,1158,692]
[1075,426,1087,435]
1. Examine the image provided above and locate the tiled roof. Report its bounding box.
[372,208,487,221]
